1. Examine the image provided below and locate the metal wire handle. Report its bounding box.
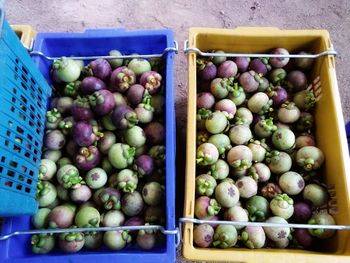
[177,217,350,244]
[0,224,180,246]
[183,40,337,58]
[30,40,178,61]
[179,217,350,230]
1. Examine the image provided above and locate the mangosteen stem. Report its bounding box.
[208,199,221,216]
[65,81,80,97]
[53,58,67,70]
[82,66,90,76]
[197,108,212,120]
[240,231,249,241]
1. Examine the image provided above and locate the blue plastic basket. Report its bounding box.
[0,12,51,216]
[0,27,176,262]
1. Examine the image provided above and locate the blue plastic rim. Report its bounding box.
[0,19,51,217]
[346,121,350,153]
[0,28,176,262]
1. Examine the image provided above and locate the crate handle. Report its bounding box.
[183,40,337,58]
[0,224,180,242]
[30,40,178,61]
[179,217,350,230]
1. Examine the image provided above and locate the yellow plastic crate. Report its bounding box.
[183,27,350,262]
[10,24,36,49]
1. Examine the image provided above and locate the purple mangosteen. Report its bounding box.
[75,145,101,171]
[197,143,219,166]
[110,66,136,92]
[294,51,314,70]
[111,105,139,130]
[217,60,238,78]
[58,231,85,253]
[143,122,164,144]
[140,71,162,95]
[214,99,236,119]
[269,48,290,68]
[72,121,98,147]
[239,70,261,93]
[249,58,271,76]
[80,76,106,95]
[127,84,146,106]
[292,201,312,223]
[44,129,66,150]
[134,154,155,177]
[85,58,112,81]
[195,196,221,219]
[197,59,217,81]
[233,57,250,72]
[193,224,215,248]
[268,86,288,106]
[48,205,75,228]
[226,145,253,171]
[285,70,308,92]
[197,92,216,109]
[88,89,116,116]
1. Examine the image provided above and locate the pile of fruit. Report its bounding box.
[30,53,167,253]
[193,49,336,249]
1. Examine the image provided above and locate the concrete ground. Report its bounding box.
[5,0,350,262]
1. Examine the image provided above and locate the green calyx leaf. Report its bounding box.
[124,146,136,160]
[255,211,266,221]
[241,231,249,241]
[96,94,105,105]
[75,96,90,108]
[230,83,244,98]
[232,159,251,170]
[64,81,80,97]
[208,199,221,215]
[53,58,65,70]
[266,150,280,164]
[122,231,131,242]
[261,118,277,132]
[118,181,127,188]
[258,100,274,115]
[39,165,48,174]
[261,57,269,65]
[305,91,316,110]
[125,112,139,127]
[212,240,222,247]
[197,108,212,120]
[245,240,255,249]
[248,167,259,181]
[88,94,98,107]
[234,116,248,125]
[32,235,47,248]
[125,181,137,192]
[300,158,315,171]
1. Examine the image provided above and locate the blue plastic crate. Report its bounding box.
[0,27,176,262]
[0,12,51,216]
